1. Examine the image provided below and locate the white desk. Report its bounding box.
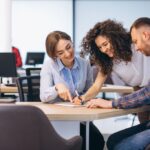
[16,102,148,121]
[16,102,150,150]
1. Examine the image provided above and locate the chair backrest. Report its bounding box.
[26,67,41,76]
[0,105,82,150]
[16,75,40,101]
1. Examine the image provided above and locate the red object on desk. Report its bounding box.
[12,46,22,67]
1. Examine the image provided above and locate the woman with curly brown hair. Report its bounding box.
[81,19,132,76]
[73,19,150,123]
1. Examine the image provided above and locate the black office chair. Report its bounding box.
[16,75,40,102]
[26,67,41,76]
[0,105,82,150]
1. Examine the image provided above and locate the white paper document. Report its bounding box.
[55,102,86,107]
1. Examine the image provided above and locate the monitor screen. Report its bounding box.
[0,52,17,77]
[25,52,45,65]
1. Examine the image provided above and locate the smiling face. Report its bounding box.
[95,35,114,58]
[55,39,75,68]
[131,26,150,56]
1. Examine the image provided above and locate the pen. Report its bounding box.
[75,90,79,97]
[75,90,83,105]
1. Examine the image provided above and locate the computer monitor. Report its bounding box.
[25,52,45,66]
[0,52,17,77]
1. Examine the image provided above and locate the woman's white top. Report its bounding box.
[112,46,150,87]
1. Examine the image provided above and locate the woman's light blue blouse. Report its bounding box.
[40,57,93,102]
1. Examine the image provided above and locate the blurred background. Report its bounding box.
[0,0,150,65]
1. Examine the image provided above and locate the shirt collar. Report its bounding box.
[56,57,79,71]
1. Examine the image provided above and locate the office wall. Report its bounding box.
[12,0,150,62]
[12,0,73,63]
[75,0,150,52]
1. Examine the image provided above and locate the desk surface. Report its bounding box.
[0,85,18,93]
[1,84,133,94]
[16,102,149,121]
[101,84,134,93]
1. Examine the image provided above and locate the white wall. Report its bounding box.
[12,0,150,62]
[12,0,73,64]
[0,0,12,52]
[75,0,150,52]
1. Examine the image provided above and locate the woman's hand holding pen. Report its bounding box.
[73,90,81,105]
[55,83,72,102]
[73,96,82,105]
[73,91,85,105]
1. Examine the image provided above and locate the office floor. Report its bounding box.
[94,93,140,150]
[93,115,139,150]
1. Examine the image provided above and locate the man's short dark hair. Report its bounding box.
[130,17,150,33]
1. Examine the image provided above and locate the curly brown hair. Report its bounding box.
[81,19,132,75]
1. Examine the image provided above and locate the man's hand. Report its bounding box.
[55,83,72,102]
[86,98,113,108]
